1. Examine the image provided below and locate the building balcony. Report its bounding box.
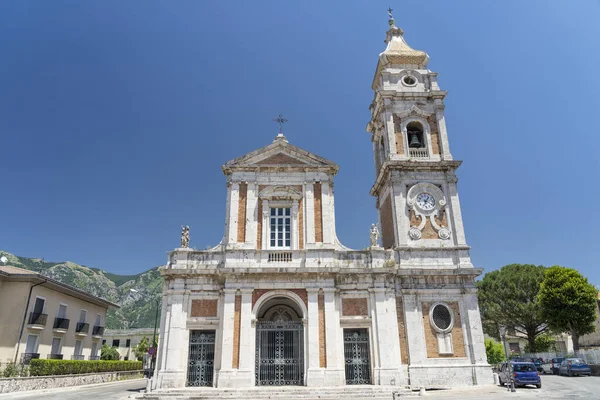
[27,312,48,329]
[47,353,63,360]
[89,355,100,361]
[92,325,105,337]
[53,317,70,332]
[21,353,40,365]
[71,355,84,361]
[76,322,90,335]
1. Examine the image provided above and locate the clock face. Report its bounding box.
[416,193,436,210]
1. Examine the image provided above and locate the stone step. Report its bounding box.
[140,387,418,400]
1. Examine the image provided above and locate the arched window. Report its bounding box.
[406,121,425,149]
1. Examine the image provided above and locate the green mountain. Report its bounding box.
[0,251,162,329]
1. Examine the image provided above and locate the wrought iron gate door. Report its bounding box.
[187,330,215,387]
[344,328,371,385]
[255,321,304,385]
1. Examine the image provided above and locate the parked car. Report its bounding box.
[530,358,544,373]
[549,357,565,375]
[558,358,591,377]
[498,362,542,389]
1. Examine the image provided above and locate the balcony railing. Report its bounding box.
[21,353,40,365]
[71,355,84,360]
[409,148,429,158]
[92,325,105,336]
[53,317,70,330]
[89,355,100,361]
[28,312,48,326]
[268,251,293,263]
[76,322,90,334]
[47,353,63,360]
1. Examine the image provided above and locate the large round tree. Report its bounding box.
[477,264,548,351]
[538,266,598,352]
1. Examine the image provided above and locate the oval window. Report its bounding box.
[403,75,417,86]
[432,304,452,331]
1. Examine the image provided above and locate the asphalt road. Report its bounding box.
[1,375,599,399]
[0,379,146,399]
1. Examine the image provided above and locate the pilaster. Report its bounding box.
[446,179,467,246]
[322,288,344,386]
[305,288,324,386]
[156,290,188,389]
[321,182,333,244]
[245,182,258,246]
[434,105,453,160]
[305,183,316,244]
[227,183,240,244]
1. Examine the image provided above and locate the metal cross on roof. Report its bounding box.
[387,7,393,19]
[273,113,288,133]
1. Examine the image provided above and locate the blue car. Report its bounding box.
[558,358,591,377]
[499,362,542,388]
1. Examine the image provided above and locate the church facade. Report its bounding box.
[154,17,491,391]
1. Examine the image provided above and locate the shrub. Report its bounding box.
[485,338,506,365]
[2,362,18,377]
[28,359,142,376]
[101,344,120,361]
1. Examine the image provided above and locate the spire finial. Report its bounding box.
[273,113,288,139]
[387,6,396,27]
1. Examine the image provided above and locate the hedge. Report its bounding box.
[29,359,142,376]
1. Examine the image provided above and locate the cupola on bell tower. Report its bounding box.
[366,11,469,266]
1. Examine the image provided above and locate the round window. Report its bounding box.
[402,75,417,86]
[431,304,453,332]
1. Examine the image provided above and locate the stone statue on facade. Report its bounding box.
[180,225,190,248]
[370,223,380,248]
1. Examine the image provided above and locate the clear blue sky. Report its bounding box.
[1,1,599,282]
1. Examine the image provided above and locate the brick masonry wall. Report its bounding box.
[396,297,409,364]
[426,116,441,155]
[380,195,395,249]
[341,298,369,316]
[256,198,263,250]
[393,115,404,155]
[422,301,466,358]
[190,299,218,317]
[237,183,247,243]
[232,294,241,368]
[318,293,327,368]
[313,183,323,242]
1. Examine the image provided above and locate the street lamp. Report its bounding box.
[130,289,160,378]
[499,326,516,393]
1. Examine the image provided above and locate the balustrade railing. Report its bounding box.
[409,148,429,158]
[267,252,293,263]
[28,312,48,326]
[53,317,70,330]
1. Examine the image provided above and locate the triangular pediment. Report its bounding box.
[223,136,338,172]
[258,153,309,165]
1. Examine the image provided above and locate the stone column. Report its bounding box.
[305,183,315,244]
[463,293,493,384]
[292,200,299,250]
[216,289,237,387]
[261,200,269,249]
[392,182,408,247]
[245,182,258,246]
[156,287,188,389]
[435,105,453,161]
[227,183,240,244]
[323,288,344,386]
[371,288,404,386]
[235,289,255,386]
[446,179,467,246]
[403,294,426,365]
[305,288,324,386]
[321,182,333,244]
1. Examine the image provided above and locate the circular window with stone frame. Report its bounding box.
[402,75,418,87]
[429,302,454,334]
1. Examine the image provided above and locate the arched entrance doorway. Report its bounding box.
[255,296,304,386]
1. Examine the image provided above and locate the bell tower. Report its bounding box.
[366,12,470,266]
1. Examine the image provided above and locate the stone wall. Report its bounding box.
[0,370,142,394]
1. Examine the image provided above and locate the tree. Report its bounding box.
[538,266,598,352]
[477,264,548,351]
[132,336,150,362]
[524,334,555,353]
[484,338,505,365]
[100,344,120,360]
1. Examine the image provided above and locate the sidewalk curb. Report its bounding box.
[0,377,147,398]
